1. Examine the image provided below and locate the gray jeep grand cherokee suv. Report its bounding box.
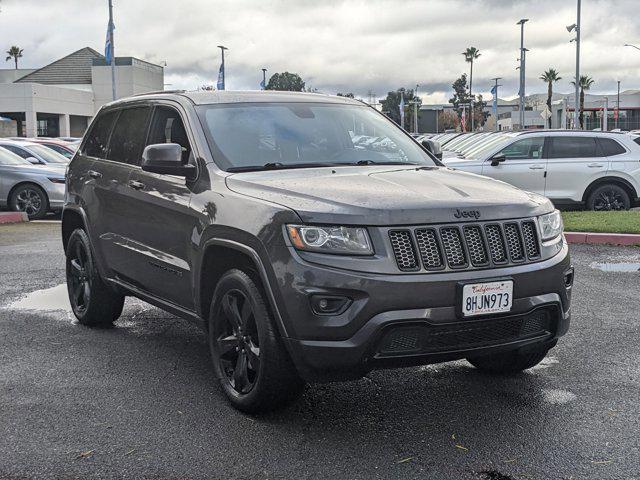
[63,91,573,412]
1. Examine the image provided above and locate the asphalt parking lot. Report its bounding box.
[0,222,639,480]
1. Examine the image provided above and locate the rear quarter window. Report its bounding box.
[548,136,598,159]
[598,138,626,156]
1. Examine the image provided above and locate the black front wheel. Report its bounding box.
[586,184,631,211]
[209,269,304,413]
[66,228,124,327]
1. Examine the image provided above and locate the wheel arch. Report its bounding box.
[197,238,289,338]
[62,207,87,253]
[582,176,638,204]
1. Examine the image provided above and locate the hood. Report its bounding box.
[225,165,554,225]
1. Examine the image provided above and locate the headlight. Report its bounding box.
[539,210,563,241]
[287,225,373,255]
[47,177,66,184]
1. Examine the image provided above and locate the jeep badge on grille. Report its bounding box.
[454,209,481,219]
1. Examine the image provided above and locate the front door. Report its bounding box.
[119,105,198,310]
[481,136,547,195]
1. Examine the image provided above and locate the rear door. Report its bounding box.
[88,106,152,278]
[480,136,547,195]
[120,104,197,309]
[544,136,604,201]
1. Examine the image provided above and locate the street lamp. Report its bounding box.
[567,0,581,129]
[517,18,529,130]
[624,43,640,51]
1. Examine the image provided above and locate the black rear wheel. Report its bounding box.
[586,184,631,211]
[66,228,124,327]
[209,269,304,413]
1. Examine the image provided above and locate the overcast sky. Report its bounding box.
[2,0,639,103]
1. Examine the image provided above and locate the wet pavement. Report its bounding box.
[0,222,639,479]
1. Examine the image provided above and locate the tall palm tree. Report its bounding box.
[5,46,23,69]
[571,75,595,129]
[462,47,481,130]
[539,69,561,128]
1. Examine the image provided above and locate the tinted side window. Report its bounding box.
[598,138,626,156]
[495,137,544,160]
[634,137,640,146]
[83,110,117,158]
[106,107,151,165]
[2,145,31,159]
[549,136,598,159]
[146,107,192,164]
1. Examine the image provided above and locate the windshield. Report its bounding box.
[198,102,437,171]
[28,144,69,163]
[0,147,31,166]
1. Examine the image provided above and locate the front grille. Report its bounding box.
[376,307,554,356]
[389,230,418,271]
[388,218,542,273]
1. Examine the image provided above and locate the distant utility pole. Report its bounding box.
[217,45,228,90]
[414,84,419,134]
[517,18,528,130]
[567,1,581,129]
[616,80,620,129]
[108,0,116,101]
[491,77,502,132]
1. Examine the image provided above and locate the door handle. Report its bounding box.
[87,170,102,179]
[528,165,545,170]
[128,180,146,190]
[587,163,604,168]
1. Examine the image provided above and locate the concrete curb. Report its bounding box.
[565,231,640,246]
[0,212,29,224]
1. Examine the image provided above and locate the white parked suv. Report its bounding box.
[445,131,640,210]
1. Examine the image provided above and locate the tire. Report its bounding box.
[208,269,305,413]
[65,228,125,327]
[467,346,549,374]
[586,184,631,211]
[9,183,49,220]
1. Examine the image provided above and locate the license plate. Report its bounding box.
[462,280,513,317]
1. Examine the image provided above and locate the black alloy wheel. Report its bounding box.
[588,184,631,211]
[67,238,91,315]
[10,184,48,219]
[214,289,261,394]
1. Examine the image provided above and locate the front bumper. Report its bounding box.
[270,241,572,382]
[47,182,66,209]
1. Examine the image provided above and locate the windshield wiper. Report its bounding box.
[227,162,345,173]
[354,160,421,166]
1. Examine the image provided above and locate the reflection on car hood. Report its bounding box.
[225,165,553,225]
[4,163,66,176]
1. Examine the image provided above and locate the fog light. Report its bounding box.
[310,295,351,315]
[564,267,574,288]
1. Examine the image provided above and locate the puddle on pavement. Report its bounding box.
[590,262,640,273]
[5,284,72,312]
[527,356,559,373]
[542,388,577,405]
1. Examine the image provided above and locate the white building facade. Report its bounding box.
[0,47,163,138]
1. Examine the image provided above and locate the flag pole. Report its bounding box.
[108,0,116,101]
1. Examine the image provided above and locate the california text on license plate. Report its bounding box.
[462,280,513,317]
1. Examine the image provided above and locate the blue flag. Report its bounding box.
[259,78,265,90]
[216,63,225,90]
[104,20,115,64]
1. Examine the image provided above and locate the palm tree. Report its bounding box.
[539,69,562,128]
[571,75,595,129]
[5,46,23,69]
[462,47,481,130]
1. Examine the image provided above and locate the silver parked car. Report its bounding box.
[0,140,69,169]
[0,147,66,219]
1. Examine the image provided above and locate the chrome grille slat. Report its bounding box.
[388,219,542,273]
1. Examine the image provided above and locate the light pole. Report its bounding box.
[624,43,640,51]
[517,19,528,131]
[413,84,419,134]
[491,77,502,132]
[261,68,267,90]
[616,80,620,129]
[217,45,228,90]
[107,0,116,101]
[567,0,580,129]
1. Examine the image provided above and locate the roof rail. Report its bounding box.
[516,129,625,135]
[131,89,186,97]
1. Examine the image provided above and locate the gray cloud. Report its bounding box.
[2,0,639,103]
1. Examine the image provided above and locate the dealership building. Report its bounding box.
[0,47,163,138]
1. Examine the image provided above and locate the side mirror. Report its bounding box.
[141,143,196,179]
[421,139,443,160]
[26,156,43,164]
[490,154,506,167]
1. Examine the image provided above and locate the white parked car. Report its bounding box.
[444,130,640,210]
